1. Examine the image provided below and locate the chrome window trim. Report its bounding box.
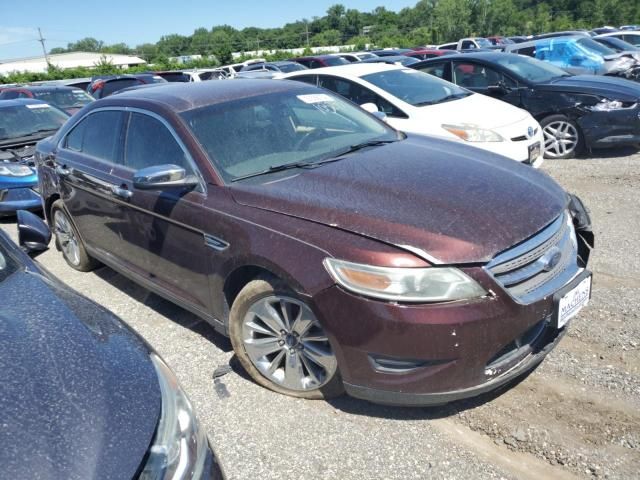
[58,106,207,194]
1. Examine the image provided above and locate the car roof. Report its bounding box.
[0,98,49,108]
[100,79,312,112]
[415,51,510,62]
[284,62,403,78]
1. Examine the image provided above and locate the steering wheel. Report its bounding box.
[295,128,328,151]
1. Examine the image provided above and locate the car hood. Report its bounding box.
[414,93,531,129]
[230,136,567,264]
[543,74,640,99]
[0,247,160,479]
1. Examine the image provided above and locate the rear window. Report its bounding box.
[159,72,190,82]
[101,79,143,97]
[33,89,93,109]
[323,57,350,66]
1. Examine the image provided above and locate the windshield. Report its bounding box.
[362,68,470,106]
[576,37,617,56]
[596,36,639,51]
[33,89,93,109]
[181,89,397,182]
[278,63,307,73]
[475,38,492,48]
[495,54,571,83]
[0,104,68,141]
[323,56,350,66]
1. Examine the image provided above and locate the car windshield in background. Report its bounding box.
[278,63,307,73]
[362,69,471,106]
[576,37,617,56]
[323,57,350,66]
[475,38,493,48]
[596,36,639,51]
[181,89,397,182]
[0,104,68,141]
[34,89,93,109]
[495,55,571,83]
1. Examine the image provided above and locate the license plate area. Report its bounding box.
[528,142,541,163]
[552,272,592,329]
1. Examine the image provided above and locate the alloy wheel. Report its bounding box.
[241,295,337,391]
[543,121,579,158]
[54,210,81,266]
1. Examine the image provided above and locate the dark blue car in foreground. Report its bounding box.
[0,211,224,479]
[0,99,68,216]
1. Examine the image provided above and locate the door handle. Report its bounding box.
[55,165,71,176]
[110,184,133,200]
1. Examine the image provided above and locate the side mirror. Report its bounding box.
[17,210,51,257]
[133,164,199,191]
[487,83,509,95]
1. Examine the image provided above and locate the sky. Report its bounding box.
[0,0,417,61]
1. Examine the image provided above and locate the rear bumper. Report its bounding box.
[0,187,42,216]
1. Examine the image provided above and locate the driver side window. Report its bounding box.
[123,113,191,172]
[453,62,516,89]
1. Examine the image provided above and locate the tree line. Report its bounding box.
[48,0,640,65]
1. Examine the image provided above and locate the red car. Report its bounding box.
[404,49,457,60]
[36,80,594,406]
[0,86,94,115]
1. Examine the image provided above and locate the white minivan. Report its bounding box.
[283,63,544,167]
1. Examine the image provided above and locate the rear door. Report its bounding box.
[55,109,131,263]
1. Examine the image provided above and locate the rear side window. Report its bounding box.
[514,46,536,57]
[289,75,318,86]
[65,110,124,164]
[0,91,19,99]
[124,113,189,171]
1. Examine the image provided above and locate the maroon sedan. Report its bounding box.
[36,80,594,406]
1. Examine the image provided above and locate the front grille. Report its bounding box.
[486,212,580,304]
[511,127,539,142]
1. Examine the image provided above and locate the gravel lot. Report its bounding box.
[2,148,639,480]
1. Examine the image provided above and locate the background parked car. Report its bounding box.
[156,69,228,82]
[240,61,308,73]
[596,30,640,47]
[404,49,457,60]
[0,99,68,215]
[593,35,640,61]
[35,80,592,407]
[283,63,544,166]
[87,73,167,99]
[336,52,378,62]
[0,211,224,479]
[0,85,93,115]
[413,52,640,159]
[288,55,350,68]
[370,48,415,57]
[361,55,420,66]
[504,35,640,80]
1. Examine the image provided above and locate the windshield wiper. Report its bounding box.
[231,139,398,182]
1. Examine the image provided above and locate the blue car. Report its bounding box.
[0,99,68,216]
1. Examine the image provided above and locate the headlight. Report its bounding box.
[587,99,636,111]
[324,258,487,302]
[442,124,504,142]
[140,354,208,480]
[0,164,33,177]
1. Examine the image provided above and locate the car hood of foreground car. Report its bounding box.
[540,74,640,100]
[0,237,160,479]
[230,135,567,264]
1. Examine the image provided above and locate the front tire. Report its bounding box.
[229,275,344,399]
[51,200,99,272]
[541,114,583,159]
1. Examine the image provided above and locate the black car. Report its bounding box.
[413,52,640,159]
[88,73,167,99]
[0,211,224,479]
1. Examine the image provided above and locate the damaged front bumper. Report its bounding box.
[578,103,640,149]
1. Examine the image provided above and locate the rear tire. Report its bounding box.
[540,114,583,159]
[229,275,344,399]
[51,200,99,272]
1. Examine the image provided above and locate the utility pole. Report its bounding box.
[305,22,310,47]
[37,27,51,66]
